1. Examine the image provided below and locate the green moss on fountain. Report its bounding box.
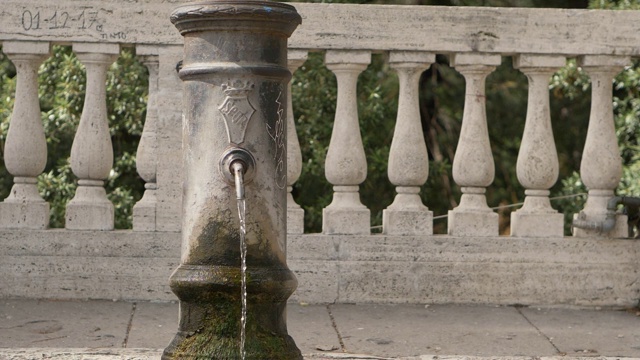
[165,293,301,359]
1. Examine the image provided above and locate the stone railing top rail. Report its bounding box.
[1,1,640,56]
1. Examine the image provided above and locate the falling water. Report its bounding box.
[238,197,247,360]
[232,161,248,360]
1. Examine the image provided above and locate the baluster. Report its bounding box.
[448,53,500,236]
[65,43,119,230]
[323,50,371,235]
[573,55,630,238]
[286,50,308,235]
[0,42,50,229]
[153,46,183,232]
[382,51,434,235]
[510,54,565,237]
[133,46,159,231]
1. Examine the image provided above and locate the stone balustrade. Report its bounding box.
[0,2,639,307]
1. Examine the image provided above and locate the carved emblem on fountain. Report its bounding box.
[218,80,256,145]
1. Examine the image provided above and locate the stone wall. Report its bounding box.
[2,230,639,307]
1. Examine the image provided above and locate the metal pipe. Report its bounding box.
[572,196,640,236]
[232,160,245,201]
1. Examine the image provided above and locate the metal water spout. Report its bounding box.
[163,1,302,359]
[232,161,246,201]
[220,147,256,201]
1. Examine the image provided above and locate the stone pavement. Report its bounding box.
[1,299,640,359]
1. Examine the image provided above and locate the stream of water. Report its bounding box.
[238,197,248,360]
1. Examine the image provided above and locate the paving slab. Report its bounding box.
[0,348,163,359]
[1,350,640,360]
[4,300,640,359]
[126,301,178,348]
[0,299,132,348]
[330,304,556,357]
[288,304,342,354]
[520,307,640,357]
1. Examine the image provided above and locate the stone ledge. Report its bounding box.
[2,2,640,57]
[1,230,638,307]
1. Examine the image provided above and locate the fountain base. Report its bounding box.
[161,264,301,360]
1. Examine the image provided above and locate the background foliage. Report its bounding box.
[0,0,637,233]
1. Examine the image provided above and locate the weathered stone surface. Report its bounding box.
[1,255,177,301]
[509,55,565,238]
[0,350,638,360]
[0,349,163,360]
[521,307,640,357]
[288,304,342,354]
[383,52,434,236]
[383,208,432,236]
[511,211,564,238]
[65,46,119,231]
[3,3,640,58]
[287,207,305,235]
[154,46,183,233]
[0,42,50,230]
[0,299,132,348]
[0,230,178,301]
[336,261,638,306]
[330,304,555,357]
[447,209,499,237]
[0,201,49,230]
[2,231,639,306]
[323,50,371,235]
[323,204,370,235]
[573,56,630,239]
[127,302,178,349]
[133,51,160,232]
[163,3,303,358]
[288,260,340,304]
[3,300,640,358]
[0,229,179,257]
[287,50,308,235]
[448,56,500,237]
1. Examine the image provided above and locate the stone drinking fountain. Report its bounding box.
[163,1,302,358]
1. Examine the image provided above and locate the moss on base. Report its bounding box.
[163,294,301,360]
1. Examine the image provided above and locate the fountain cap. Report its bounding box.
[171,1,302,37]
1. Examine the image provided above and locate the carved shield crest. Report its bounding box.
[218,81,256,145]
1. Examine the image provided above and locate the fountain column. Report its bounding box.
[164,2,302,359]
